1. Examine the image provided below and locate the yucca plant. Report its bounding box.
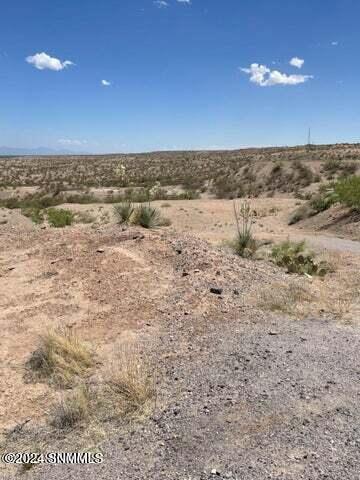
[232,200,257,258]
[132,203,164,229]
[114,201,135,224]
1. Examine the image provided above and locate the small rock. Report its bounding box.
[97,248,105,253]
[210,287,223,295]
[268,331,279,336]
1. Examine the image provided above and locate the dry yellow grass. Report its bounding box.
[253,250,360,321]
[255,280,314,316]
[52,385,90,429]
[28,327,94,387]
[105,343,156,419]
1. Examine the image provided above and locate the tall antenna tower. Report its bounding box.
[307,127,313,150]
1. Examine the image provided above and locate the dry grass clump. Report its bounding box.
[256,281,314,316]
[51,385,90,429]
[105,343,156,419]
[28,328,94,387]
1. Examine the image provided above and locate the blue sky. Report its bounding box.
[0,0,359,153]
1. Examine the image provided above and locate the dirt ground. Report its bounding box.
[1,197,360,479]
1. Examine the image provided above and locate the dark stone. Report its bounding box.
[210,287,223,295]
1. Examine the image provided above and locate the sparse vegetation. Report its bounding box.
[1,144,359,199]
[105,344,156,418]
[231,200,258,258]
[257,281,314,315]
[28,328,93,387]
[271,240,332,276]
[75,211,96,224]
[47,208,75,228]
[21,206,44,224]
[52,386,90,429]
[288,188,338,224]
[334,175,360,210]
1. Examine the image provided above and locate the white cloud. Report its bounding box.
[177,0,191,3]
[290,57,304,69]
[154,0,168,7]
[331,41,339,46]
[101,79,111,86]
[241,63,313,87]
[26,52,74,71]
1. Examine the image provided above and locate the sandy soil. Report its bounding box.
[0,198,360,479]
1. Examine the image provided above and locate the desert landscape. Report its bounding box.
[0,145,360,479]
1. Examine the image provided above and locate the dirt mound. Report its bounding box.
[295,205,360,240]
[0,225,283,433]
[1,224,360,479]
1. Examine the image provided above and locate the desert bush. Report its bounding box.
[288,188,338,224]
[105,344,156,418]
[334,176,360,210]
[52,386,90,429]
[341,161,358,176]
[231,200,258,258]
[47,208,75,228]
[309,192,337,212]
[28,328,93,387]
[114,201,135,224]
[288,204,314,225]
[271,240,332,276]
[293,161,314,186]
[75,211,96,224]
[21,206,44,224]
[323,158,342,175]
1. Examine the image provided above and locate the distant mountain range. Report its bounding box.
[0,146,88,156]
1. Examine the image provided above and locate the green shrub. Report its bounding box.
[47,208,75,228]
[114,201,135,224]
[334,176,360,210]
[309,191,337,212]
[21,206,44,224]
[271,240,332,276]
